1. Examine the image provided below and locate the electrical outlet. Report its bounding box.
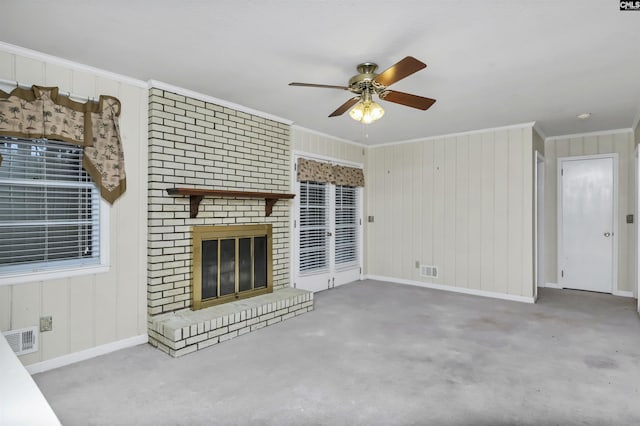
[40,316,53,332]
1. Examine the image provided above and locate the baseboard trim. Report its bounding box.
[613,290,634,298]
[364,275,535,304]
[544,282,563,289]
[26,334,148,375]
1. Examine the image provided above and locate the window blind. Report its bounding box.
[0,137,100,273]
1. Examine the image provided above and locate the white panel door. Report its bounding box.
[294,175,362,292]
[560,156,615,293]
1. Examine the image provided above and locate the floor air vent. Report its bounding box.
[420,265,438,278]
[3,326,38,356]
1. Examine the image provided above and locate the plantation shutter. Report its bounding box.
[298,181,329,273]
[334,185,359,267]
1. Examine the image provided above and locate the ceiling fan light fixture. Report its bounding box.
[349,100,385,124]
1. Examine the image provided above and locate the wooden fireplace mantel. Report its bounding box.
[166,188,295,218]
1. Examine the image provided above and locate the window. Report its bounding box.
[0,137,107,283]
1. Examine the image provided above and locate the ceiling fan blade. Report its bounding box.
[379,90,436,110]
[329,97,360,117]
[373,56,427,87]
[289,82,349,90]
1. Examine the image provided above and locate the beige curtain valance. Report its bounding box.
[0,85,126,203]
[297,157,365,187]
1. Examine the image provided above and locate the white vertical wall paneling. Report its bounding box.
[0,51,14,78]
[367,146,381,275]
[493,130,509,294]
[0,49,148,366]
[40,278,69,360]
[569,137,582,157]
[410,143,422,281]
[68,276,95,353]
[432,139,446,285]
[480,131,495,291]
[43,63,72,93]
[584,135,598,155]
[468,133,483,290]
[599,133,614,153]
[421,142,434,278]
[455,136,469,288]
[390,146,402,278]
[133,86,149,336]
[15,56,45,86]
[67,70,98,354]
[11,282,41,365]
[444,139,457,286]
[544,130,634,292]
[366,124,535,298]
[507,127,524,296]
[380,146,391,276]
[291,127,364,165]
[544,141,556,285]
[0,286,10,330]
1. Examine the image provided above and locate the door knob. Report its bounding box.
[604,232,611,237]
[327,232,333,236]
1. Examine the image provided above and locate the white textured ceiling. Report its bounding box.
[2,1,640,145]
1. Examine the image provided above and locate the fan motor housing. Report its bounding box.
[348,62,381,93]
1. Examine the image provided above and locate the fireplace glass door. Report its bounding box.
[192,225,272,310]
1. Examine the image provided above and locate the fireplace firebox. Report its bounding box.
[191,224,273,310]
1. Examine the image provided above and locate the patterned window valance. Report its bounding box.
[0,85,126,203]
[297,157,365,187]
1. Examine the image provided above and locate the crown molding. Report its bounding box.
[0,41,147,89]
[148,80,293,126]
[545,128,633,142]
[370,122,536,148]
[291,125,367,148]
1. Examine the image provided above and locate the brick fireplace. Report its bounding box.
[146,86,312,356]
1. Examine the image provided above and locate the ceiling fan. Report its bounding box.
[289,56,436,124]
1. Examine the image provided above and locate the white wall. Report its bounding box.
[366,125,535,298]
[291,125,365,164]
[543,130,635,293]
[0,46,148,366]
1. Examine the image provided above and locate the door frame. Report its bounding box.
[557,153,619,293]
[291,151,364,290]
[533,151,545,301]
[635,145,639,310]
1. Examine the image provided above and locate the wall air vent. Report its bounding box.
[2,326,38,356]
[420,265,438,278]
